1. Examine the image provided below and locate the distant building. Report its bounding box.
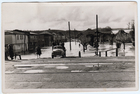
[39,31,53,46]
[28,32,38,52]
[47,29,66,43]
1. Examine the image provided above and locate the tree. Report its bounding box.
[128,20,135,46]
[131,20,135,31]
[129,31,135,46]
[130,20,135,46]
[86,34,94,46]
[104,26,112,31]
[115,29,130,55]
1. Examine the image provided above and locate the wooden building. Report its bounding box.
[39,31,53,46]
[28,32,38,52]
[5,30,29,54]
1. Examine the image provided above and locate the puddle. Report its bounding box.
[15,65,32,70]
[85,65,93,67]
[89,71,99,72]
[14,65,33,67]
[44,66,55,68]
[17,68,31,69]
[56,66,68,69]
[71,70,82,72]
[14,64,65,67]
[5,71,14,73]
[24,70,44,73]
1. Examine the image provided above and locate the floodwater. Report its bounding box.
[24,70,44,73]
[65,42,135,57]
[21,42,135,60]
[56,66,69,69]
[97,43,135,57]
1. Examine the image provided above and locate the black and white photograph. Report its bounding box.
[2,2,138,93]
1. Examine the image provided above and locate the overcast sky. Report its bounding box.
[2,2,136,31]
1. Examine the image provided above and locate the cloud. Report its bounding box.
[2,2,136,31]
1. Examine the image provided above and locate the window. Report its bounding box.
[20,35,23,40]
[17,35,19,40]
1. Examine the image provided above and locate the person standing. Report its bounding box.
[52,42,55,50]
[9,44,14,60]
[5,44,9,60]
[36,46,42,58]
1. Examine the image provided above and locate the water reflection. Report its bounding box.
[98,43,135,57]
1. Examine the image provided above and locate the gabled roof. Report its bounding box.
[5,29,29,35]
[39,31,52,35]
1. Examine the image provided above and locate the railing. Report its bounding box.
[98,48,118,57]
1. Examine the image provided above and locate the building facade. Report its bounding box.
[5,30,29,54]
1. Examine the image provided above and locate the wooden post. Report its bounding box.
[15,53,17,60]
[19,55,21,60]
[65,34,66,41]
[24,32,26,54]
[99,51,101,57]
[79,51,81,58]
[105,51,107,57]
[123,42,125,56]
[74,29,76,45]
[116,48,118,56]
[68,22,71,50]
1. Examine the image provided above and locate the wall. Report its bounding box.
[5,34,28,53]
[5,35,13,44]
[13,34,28,53]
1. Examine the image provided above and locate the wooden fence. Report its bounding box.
[98,48,118,57]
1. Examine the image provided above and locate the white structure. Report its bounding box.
[112,29,133,34]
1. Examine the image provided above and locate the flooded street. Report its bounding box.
[98,43,135,57]
[20,42,135,60]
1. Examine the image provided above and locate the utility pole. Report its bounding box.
[74,29,76,45]
[96,15,99,56]
[24,31,26,54]
[68,22,72,50]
